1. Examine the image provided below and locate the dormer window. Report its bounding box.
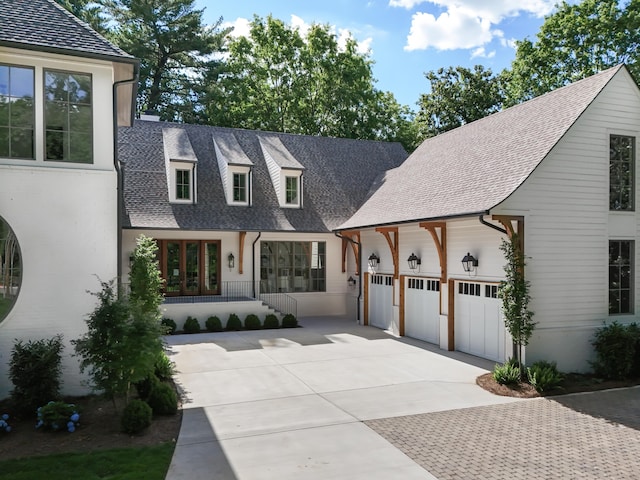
[163,127,197,204]
[213,132,253,206]
[285,176,299,205]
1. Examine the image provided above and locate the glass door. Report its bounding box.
[160,240,220,296]
[165,241,181,295]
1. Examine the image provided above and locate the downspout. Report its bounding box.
[478,214,507,235]
[113,63,140,291]
[252,232,262,298]
[334,232,362,323]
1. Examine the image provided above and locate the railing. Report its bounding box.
[222,281,297,317]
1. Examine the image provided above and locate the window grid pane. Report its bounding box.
[176,169,191,200]
[0,64,34,159]
[609,240,633,314]
[233,173,246,202]
[610,135,634,211]
[285,176,298,204]
[260,241,325,293]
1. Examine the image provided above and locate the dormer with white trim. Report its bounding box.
[163,127,197,204]
[258,135,304,208]
[213,131,253,206]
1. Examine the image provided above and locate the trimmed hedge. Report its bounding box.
[206,315,223,332]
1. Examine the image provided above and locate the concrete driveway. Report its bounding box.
[164,316,518,479]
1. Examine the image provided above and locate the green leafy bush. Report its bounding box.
[121,399,152,434]
[264,314,280,329]
[147,382,178,416]
[226,313,242,331]
[244,314,261,330]
[135,374,159,401]
[9,335,64,414]
[628,323,640,377]
[282,314,298,328]
[154,352,175,381]
[591,321,637,379]
[492,362,521,385]
[36,401,80,432]
[206,315,223,332]
[161,318,177,335]
[527,360,563,392]
[183,316,201,334]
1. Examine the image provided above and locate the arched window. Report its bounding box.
[0,217,21,321]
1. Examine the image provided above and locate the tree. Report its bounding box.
[499,234,535,377]
[55,0,111,34]
[415,65,503,140]
[504,0,640,105]
[205,15,416,149]
[107,0,230,120]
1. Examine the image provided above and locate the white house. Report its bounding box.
[0,0,138,397]
[337,65,640,373]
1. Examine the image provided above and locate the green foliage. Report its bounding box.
[183,316,201,334]
[205,315,222,332]
[504,0,640,105]
[129,235,164,319]
[226,313,242,331]
[135,374,159,401]
[244,314,262,330]
[527,361,564,392]
[154,352,175,381]
[9,335,64,414]
[36,401,80,432]
[73,278,163,404]
[121,399,152,434]
[591,321,638,379]
[146,382,178,416]
[263,314,280,329]
[492,362,521,385]
[499,234,535,374]
[161,317,177,335]
[282,313,298,328]
[416,65,503,140]
[55,0,110,34]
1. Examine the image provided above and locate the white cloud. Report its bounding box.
[470,46,496,59]
[224,17,251,38]
[395,0,557,51]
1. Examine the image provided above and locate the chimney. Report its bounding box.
[140,109,160,122]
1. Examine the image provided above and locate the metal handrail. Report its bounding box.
[221,281,297,317]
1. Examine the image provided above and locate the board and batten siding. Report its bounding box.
[493,68,640,372]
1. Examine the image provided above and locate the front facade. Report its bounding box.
[339,65,640,372]
[0,0,137,397]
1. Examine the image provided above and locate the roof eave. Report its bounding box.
[334,209,491,232]
[0,40,138,65]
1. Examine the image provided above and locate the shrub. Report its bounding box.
[0,414,11,434]
[154,352,175,381]
[527,361,564,392]
[628,323,640,377]
[264,314,280,329]
[244,314,262,330]
[183,316,201,334]
[161,318,177,335]
[282,314,298,328]
[147,382,178,416]
[205,315,222,332]
[492,362,521,385]
[36,401,80,432]
[135,374,159,401]
[9,335,64,414]
[121,399,152,434]
[591,321,637,379]
[226,313,242,331]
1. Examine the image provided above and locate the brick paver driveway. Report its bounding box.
[367,387,640,479]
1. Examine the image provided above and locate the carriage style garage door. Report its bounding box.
[404,277,440,344]
[454,281,505,362]
[369,274,393,330]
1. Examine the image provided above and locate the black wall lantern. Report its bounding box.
[407,253,421,271]
[228,252,235,270]
[461,252,478,273]
[368,253,380,270]
[347,276,357,287]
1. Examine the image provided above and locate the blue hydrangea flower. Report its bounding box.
[5,426,10,433]
[68,425,75,433]
[0,420,6,428]
[36,419,44,428]
[70,413,80,423]
[1,413,8,421]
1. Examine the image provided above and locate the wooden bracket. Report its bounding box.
[419,222,447,283]
[238,231,246,274]
[340,231,360,275]
[375,227,399,279]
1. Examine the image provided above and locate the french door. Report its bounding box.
[159,240,220,296]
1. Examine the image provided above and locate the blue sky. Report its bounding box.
[197,0,563,109]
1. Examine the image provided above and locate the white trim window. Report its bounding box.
[169,161,195,203]
[0,64,35,160]
[609,240,633,315]
[610,134,635,211]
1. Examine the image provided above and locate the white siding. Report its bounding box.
[494,69,640,372]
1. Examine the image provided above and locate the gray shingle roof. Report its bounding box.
[120,122,408,232]
[163,128,197,162]
[338,65,625,231]
[0,0,134,62]
[213,132,254,166]
[259,135,305,170]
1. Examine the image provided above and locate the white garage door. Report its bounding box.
[369,274,393,330]
[455,281,505,362]
[404,277,440,344]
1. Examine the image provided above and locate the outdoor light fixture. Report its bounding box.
[228,252,235,270]
[461,252,478,273]
[407,253,421,271]
[368,253,380,271]
[347,276,357,287]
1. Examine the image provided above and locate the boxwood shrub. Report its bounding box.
[244,314,262,330]
[226,313,242,331]
[206,315,223,332]
[264,314,280,329]
[183,316,201,334]
[282,313,298,328]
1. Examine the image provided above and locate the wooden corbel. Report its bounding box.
[340,231,361,275]
[238,231,246,274]
[375,227,399,279]
[419,222,447,283]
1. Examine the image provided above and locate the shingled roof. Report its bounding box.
[337,65,626,231]
[120,121,408,232]
[0,0,134,62]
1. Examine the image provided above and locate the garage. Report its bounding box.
[454,281,505,362]
[368,274,393,330]
[404,277,440,344]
